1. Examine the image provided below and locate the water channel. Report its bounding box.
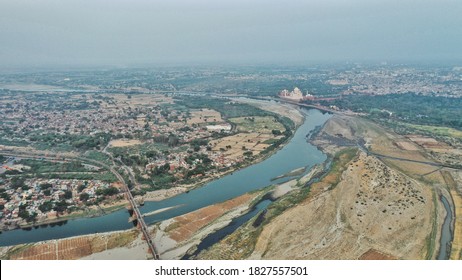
[0,109,331,246]
[182,199,272,259]
[437,195,453,260]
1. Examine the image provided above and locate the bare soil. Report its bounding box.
[250,152,432,259]
[358,249,396,260]
[108,139,142,147]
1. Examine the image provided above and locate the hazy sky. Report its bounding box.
[1,0,461,67]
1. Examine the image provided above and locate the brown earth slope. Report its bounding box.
[250,152,432,259]
[198,115,447,260]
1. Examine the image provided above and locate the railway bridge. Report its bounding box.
[111,166,160,260]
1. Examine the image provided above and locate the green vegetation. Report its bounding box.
[9,177,26,190]
[36,171,117,182]
[83,151,112,165]
[265,185,312,223]
[326,148,358,189]
[190,138,209,151]
[153,134,180,147]
[18,159,88,174]
[96,186,119,197]
[0,137,28,147]
[262,138,279,145]
[198,213,264,260]
[398,123,462,139]
[317,94,462,130]
[6,159,116,182]
[229,116,285,134]
[28,132,112,150]
[175,96,271,118]
[79,192,90,202]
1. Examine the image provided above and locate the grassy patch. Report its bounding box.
[175,96,271,119]
[404,124,462,139]
[264,187,311,222]
[322,148,358,189]
[106,230,138,249]
[83,151,112,165]
[262,138,279,145]
[19,159,88,173]
[0,137,28,147]
[198,218,264,260]
[36,171,117,182]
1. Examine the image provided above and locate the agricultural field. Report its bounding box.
[229,116,285,134]
[405,124,462,139]
[3,230,138,260]
[108,139,142,148]
[208,116,286,160]
[109,93,173,108]
[209,133,280,160]
[186,109,223,125]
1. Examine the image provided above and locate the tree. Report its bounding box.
[96,187,119,197]
[168,135,180,147]
[39,183,53,190]
[64,190,73,199]
[243,151,253,157]
[11,178,26,190]
[271,129,282,136]
[39,201,53,212]
[54,200,69,213]
[79,193,90,202]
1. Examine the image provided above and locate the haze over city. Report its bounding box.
[1,0,462,67]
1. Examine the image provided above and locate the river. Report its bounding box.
[0,108,331,246]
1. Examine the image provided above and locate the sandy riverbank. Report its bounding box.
[80,233,149,260]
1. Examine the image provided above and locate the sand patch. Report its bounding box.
[395,141,419,151]
[109,139,142,147]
